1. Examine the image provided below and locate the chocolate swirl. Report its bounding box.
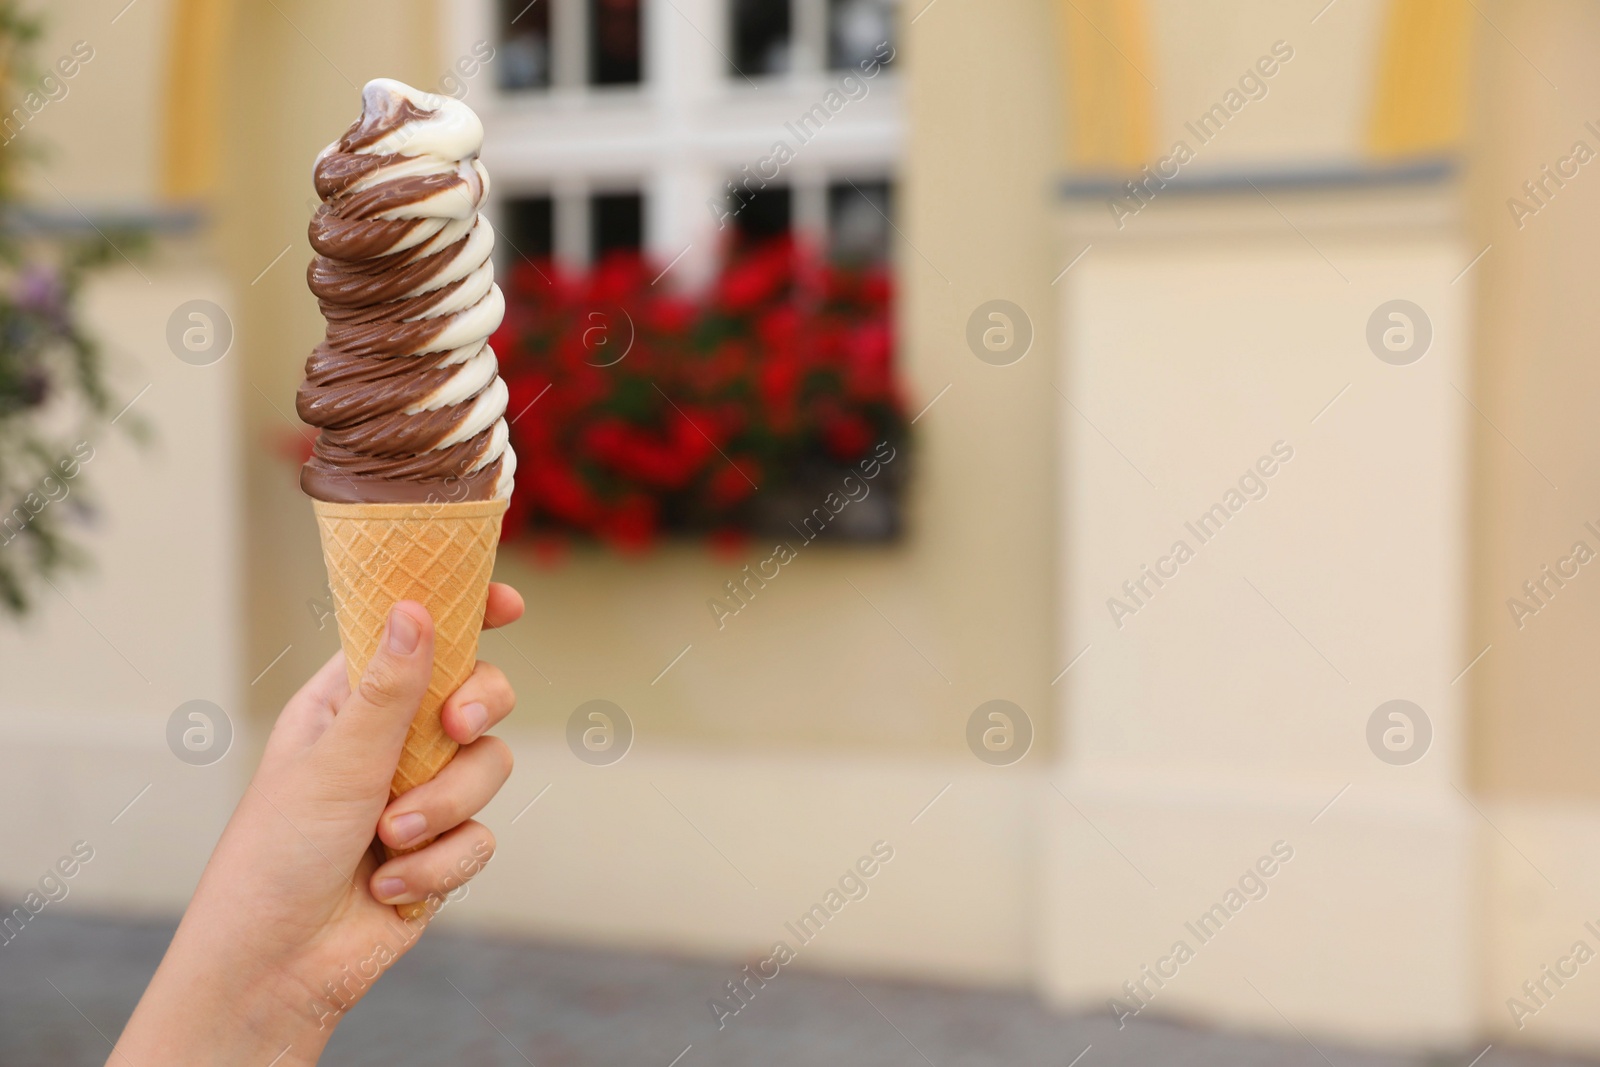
[296,78,515,504]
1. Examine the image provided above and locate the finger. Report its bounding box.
[483,583,524,630]
[377,736,513,850]
[370,820,496,907]
[262,650,349,759]
[441,661,515,744]
[319,602,434,763]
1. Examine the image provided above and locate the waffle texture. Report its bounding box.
[312,497,506,918]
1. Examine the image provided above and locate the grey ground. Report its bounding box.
[1,912,1593,1067]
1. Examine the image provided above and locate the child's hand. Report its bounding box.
[112,583,525,1066]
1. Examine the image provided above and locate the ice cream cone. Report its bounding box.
[300,81,518,920]
[312,496,506,919]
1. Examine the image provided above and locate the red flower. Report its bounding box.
[600,493,657,551]
[646,296,695,333]
[759,368,802,437]
[509,260,554,297]
[527,461,602,526]
[272,428,315,467]
[757,305,801,351]
[844,321,893,400]
[823,413,873,461]
[709,457,760,506]
[861,270,892,305]
[589,252,648,301]
[716,238,795,311]
[483,235,906,550]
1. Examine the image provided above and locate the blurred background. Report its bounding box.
[4,0,1600,1062]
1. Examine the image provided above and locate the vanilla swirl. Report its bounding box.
[296,78,515,504]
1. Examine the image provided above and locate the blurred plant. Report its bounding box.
[493,237,906,550]
[0,3,145,614]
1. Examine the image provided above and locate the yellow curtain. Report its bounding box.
[161,0,235,200]
[1058,0,1156,172]
[1368,0,1473,159]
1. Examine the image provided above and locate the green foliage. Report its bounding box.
[0,5,144,616]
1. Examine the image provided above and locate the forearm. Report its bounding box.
[112,913,333,1066]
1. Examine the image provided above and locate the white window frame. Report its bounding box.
[442,0,903,284]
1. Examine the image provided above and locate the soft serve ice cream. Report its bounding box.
[296,78,515,504]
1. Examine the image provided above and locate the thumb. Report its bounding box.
[321,601,435,766]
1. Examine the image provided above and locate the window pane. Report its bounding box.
[591,192,645,257]
[828,179,891,263]
[590,0,642,85]
[730,184,791,243]
[499,0,552,90]
[731,0,791,77]
[503,196,555,261]
[828,0,896,72]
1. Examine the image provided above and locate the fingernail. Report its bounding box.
[387,608,420,655]
[460,702,489,737]
[389,812,427,847]
[374,877,408,904]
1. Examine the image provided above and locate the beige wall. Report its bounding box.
[1144,0,1386,170]
[1465,1,1600,799]
[18,0,174,206]
[1461,4,1600,1044]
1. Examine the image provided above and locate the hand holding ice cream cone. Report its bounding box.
[294,78,517,917]
[114,586,524,1063]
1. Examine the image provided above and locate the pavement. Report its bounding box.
[2,911,1596,1067]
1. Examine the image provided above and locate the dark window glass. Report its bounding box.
[499,0,552,90]
[590,0,642,85]
[829,0,896,72]
[828,179,891,263]
[730,184,791,243]
[503,196,554,261]
[731,0,791,76]
[592,192,645,256]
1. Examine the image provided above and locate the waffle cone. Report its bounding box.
[312,497,506,919]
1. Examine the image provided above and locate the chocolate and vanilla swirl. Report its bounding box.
[296,78,515,504]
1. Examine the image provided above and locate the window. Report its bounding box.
[719,177,892,262]
[828,0,896,72]
[728,0,898,79]
[590,0,642,85]
[591,192,644,257]
[732,0,791,76]
[465,0,906,542]
[731,185,792,243]
[496,0,640,90]
[498,0,552,90]
[828,179,892,264]
[498,191,644,265]
[503,195,555,261]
